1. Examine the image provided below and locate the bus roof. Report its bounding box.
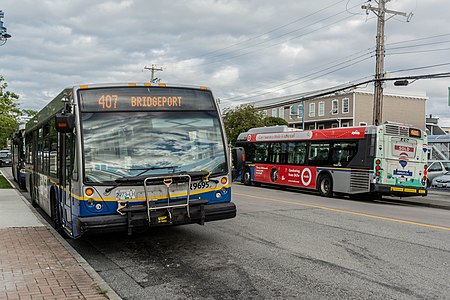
[238,125,377,143]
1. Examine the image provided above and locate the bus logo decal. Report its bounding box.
[301,168,312,186]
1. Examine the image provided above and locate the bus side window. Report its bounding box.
[288,142,306,165]
[309,143,330,165]
[331,142,358,166]
[255,143,269,163]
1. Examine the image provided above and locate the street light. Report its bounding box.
[0,10,12,46]
[394,80,409,86]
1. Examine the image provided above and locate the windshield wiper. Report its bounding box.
[104,169,214,194]
[104,166,180,194]
[132,166,179,177]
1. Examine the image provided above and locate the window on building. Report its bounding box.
[318,101,325,116]
[290,105,298,118]
[359,122,367,126]
[332,123,339,128]
[279,107,284,119]
[309,103,315,117]
[272,108,277,117]
[318,124,325,129]
[332,99,338,114]
[308,124,315,130]
[342,98,349,113]
[342,122,350,127]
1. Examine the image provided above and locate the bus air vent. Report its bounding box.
[385,125,409,137]
[349,171,370,192]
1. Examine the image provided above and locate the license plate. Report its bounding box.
[116,189,136,200]
[398,177,406,183]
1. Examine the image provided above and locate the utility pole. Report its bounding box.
[362,0,411,125]
[144,64,163,83]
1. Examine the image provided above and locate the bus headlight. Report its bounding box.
[95,203,102,210]
[215,192,222,199]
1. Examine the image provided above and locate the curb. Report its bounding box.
[0,170,122,300]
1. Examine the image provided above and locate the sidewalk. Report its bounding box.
[0,171,121,300]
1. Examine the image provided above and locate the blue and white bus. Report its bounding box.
[23,83,236,238]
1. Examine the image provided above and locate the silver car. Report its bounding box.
[431,171,450,188]
[0,150,12,167]
[427,160,450,187]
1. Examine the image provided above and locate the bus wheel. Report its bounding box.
[318,174,333,197]
[50,190,62,232]
[19,178,26,190]
[30,181,38,207]
[243,170,252,186]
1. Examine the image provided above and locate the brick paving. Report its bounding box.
[0,227,108,300]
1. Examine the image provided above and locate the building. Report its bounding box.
[426,115,447,135]
[252,89,427,130]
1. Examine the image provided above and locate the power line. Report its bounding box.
[387,47,450,55]
[191,0,347,60]
[193,2,365,67]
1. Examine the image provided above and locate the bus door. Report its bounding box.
[59,132,74,235]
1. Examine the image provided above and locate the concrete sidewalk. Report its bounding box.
[0,171,121,300]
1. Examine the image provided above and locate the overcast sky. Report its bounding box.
[1,0,450,125]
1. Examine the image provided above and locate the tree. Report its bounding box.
[223,105,265,146]
[223,104,289,146]
[262,116,288,127]
[0,76,20,149]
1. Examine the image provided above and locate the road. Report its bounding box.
[3,167,450,299]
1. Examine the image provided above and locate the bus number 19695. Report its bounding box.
[190,181,210,190]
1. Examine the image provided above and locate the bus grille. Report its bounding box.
[350,172,370,192]
[385,125,409,136]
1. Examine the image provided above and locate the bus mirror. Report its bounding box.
[231,147,245,181]
[55,113,75,133]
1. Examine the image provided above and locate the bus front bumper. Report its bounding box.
[372,184,427,197]
[76,200,236,236]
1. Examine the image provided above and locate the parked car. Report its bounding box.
[431,171,450,188]
[426,160,450,187]
[0,150,12,167]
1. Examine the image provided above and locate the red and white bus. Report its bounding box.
[234,123,428,198]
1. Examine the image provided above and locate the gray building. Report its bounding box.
[251,89,427,130]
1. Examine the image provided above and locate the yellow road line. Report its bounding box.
[235,192,450,231]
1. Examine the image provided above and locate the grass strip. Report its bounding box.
[0,175,12,189]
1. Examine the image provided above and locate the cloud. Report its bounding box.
[0,0,449,127]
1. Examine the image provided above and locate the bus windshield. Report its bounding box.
[81,111,227,183]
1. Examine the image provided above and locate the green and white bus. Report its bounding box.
[234,122,428,198]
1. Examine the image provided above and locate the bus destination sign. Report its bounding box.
[79,86,215,111]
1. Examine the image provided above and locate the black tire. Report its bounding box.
[30,180,38,207]
[19,178,26,191]
[243,169,252,186]
[50,189,63,233]
[318,174,333,197]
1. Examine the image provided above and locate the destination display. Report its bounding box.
[78,86,216,111]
